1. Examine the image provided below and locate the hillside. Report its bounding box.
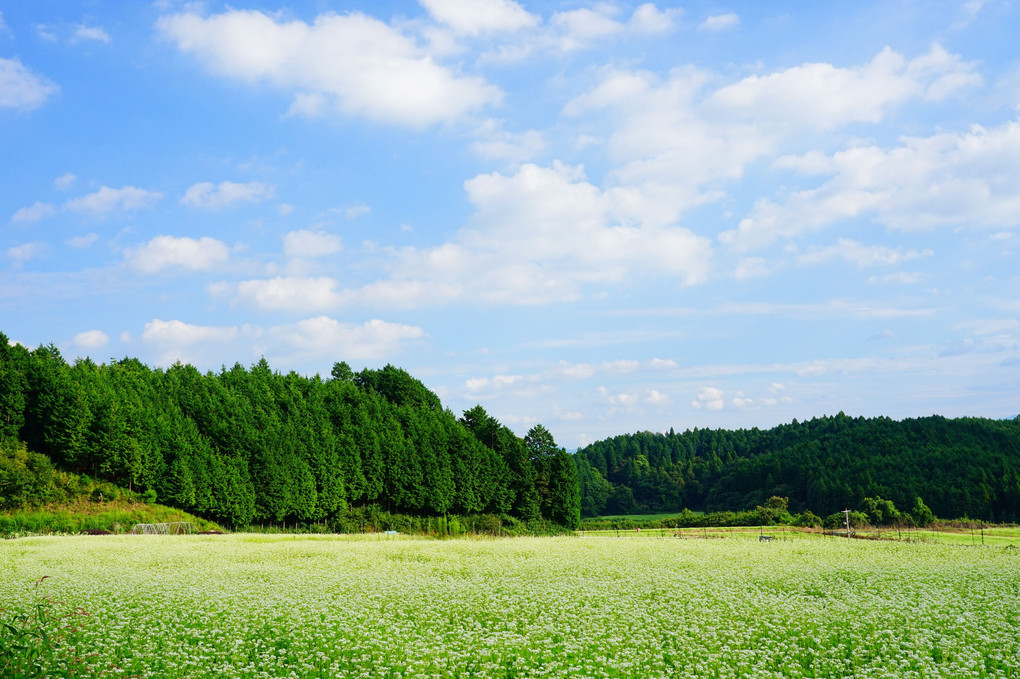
[0,332,580,529]
[575,413,1020,522]
[0,438,221,536]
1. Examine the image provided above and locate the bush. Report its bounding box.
[792,510,823,528]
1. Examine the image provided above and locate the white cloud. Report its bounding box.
[420,0,538,35]
[551,6,625,51]
[644,389,671,405]
[723,118,1020,250]
[232,162,712,310]
[74,25,111,43]
[6,241,46,263]
[158,9,502,127]
[0,57,58,110]
[456,162,712,290]
[66,233,99,249]
[465,374,523,393]
[54,173,77,189]
[35,25,57,42]
[630,4,682,34]
[699,13,738,31]
[471,119,545,162]
[13,186,160,223]
[731,395,754,409]
[282,230,342,258]
[798,238,933,267]
[708,44,980,129]
[72,330,109,349]
[598,386,639,408]
[340,203,371,219]
[181,181,274,209]
[232,276,346,312]
[564,66,774,218]
[65,185,162,215]
[143,319,239,346]
[691,386,725,410]
[868,271,926,285]
[733,257,771,280]
[11,202,56,223]
[127,235,231,273]
[270,316,424,361]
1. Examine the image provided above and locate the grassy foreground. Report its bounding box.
[2,534,1019,678]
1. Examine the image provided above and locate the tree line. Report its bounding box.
[0,332,580,528]
[575,412,1020,522]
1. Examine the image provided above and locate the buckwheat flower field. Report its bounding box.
[2,534,1018,678]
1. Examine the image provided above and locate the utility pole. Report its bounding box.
[842,508,851,540]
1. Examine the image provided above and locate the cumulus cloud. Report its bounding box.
[340,203,371,219]
[708,44,980,129]
[699,13,739,31]
[0,57,58,110]
[158,9,501,127]
[13,185,161,222]
[227,162,712,311]
[127,235,230,273]
[456,162,712,289]
[551,6,625,51]
[231,276,346,312]
[282,230,342,258]
[560,44,981,230]
[6,241,46,263]
[471,119,545,162]
[597,386,639,408]
[65,185,162,216]
[181,181,274,209]
[269,316,424,361]
[66,233,99,249]
[142,319,240,348]
[74,25,111,43]
[420,0,538,35]
[630,4,682,34]
[644,389,672,405]
[72,330,109,349]
[691,386,725,410]
[54,173,77,189]
[142,319,241,365]
[723,119,1020,250]
[11,202,56,223]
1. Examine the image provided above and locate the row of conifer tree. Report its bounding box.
[0,333,581,528]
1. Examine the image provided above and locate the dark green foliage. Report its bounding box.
[576,413,1020,521]
[0,440,55,509]
[911,496,935,527]
[1,333,577,528]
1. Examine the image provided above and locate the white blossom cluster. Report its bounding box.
[1,534,1018,678]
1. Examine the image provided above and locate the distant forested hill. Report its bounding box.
[0,332,579,528]
[575,413,1020,522]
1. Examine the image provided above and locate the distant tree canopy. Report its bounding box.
[3,330,1018,527]
[0,331,580,528]
[575,413,1020,522]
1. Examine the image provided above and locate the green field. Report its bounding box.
[577,525,1020,546]
[2,534,1019,678]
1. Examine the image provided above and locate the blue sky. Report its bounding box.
[2,1,1019,448]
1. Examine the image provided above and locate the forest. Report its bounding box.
[0,332,581,529]
[3,329,1020,528]
[576,413,1020,522]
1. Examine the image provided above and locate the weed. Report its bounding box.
[0,576,93,678]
